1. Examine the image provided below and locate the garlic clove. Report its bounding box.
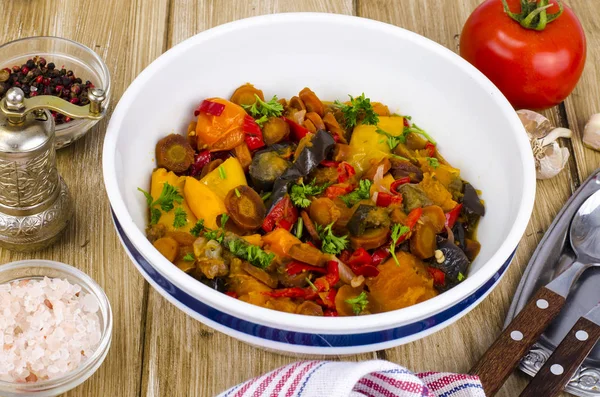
[537,143,570,180]
[517,109,554,140]
[583,113,600,151]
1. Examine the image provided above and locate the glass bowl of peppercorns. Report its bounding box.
[0,36,111,149]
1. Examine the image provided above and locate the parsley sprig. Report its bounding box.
[173,207,188,228]
[404,123,437,145]
[182,253,195,262]
[226,238,275,269]
[390,223,410,266]
[376,128,404,151]
[316,222,349,255]
[242,94,284,126]
[345,291,369,315]
[427,157,439,169]
[334,93,379,129]
[290,180,330,208]
[138,182,184,225]
[340,180,372,208]
[190,219,205,237]
[204,214,229,244]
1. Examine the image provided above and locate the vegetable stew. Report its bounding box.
[138,85,485,316]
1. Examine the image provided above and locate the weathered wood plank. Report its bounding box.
[0,0,170,395]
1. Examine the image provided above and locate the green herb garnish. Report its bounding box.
[204,214,229,244]
[404,123,437,145]
[138,183,183,224]
[182,253,195,262]
[334,93,379,129]
[150,208,162,225]
[290,180,330,208]
[457,272,465,282]
[390,223,410,266]
[234,188,241,198]
[376,128,404,151]
[427,157,439,169]
[345,291,369,315]
[295,217,304,239]
[306,277,318,292]
[173,207,188,228]
[316,222,349,255]
[226,238,275,269]
[190,219,205,237]
[261,192,272,202]
[340,179,372,208]
[242,94,284,126]
[218,166,227,180]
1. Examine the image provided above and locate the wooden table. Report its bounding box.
[1,1,599,396]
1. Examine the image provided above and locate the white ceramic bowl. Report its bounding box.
[103,13,535,355]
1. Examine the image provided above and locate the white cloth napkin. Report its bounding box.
[217,359,486,397]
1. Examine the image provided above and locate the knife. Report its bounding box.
[519,302,600,397]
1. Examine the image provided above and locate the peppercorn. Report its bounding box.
[0,57,96,125]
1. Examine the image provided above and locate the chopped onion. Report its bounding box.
[372,164,391,196]
[332,257,356,285]
[292,109,306,125]
[445,225,455,245]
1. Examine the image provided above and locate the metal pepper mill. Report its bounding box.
[0,86,106,251]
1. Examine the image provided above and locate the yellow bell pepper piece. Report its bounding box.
[184,176,227,229]
[200,157,248,200]
[348,116,404,173]
[370,174,395,196]
[150,169,198,233]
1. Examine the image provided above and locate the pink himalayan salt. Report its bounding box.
[0,277,101,383]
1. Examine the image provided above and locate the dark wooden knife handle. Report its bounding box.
[469,287,566,396]
[519,316,600,397]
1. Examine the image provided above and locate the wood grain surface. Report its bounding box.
[1,1,598,396]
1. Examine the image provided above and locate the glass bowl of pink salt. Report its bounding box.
[0,260,112,397]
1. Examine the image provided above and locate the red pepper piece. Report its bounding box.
[189,150,212,177]
[325,184,354,199]
[195,99,226,117]
[390,177,411,194]
[425,142,436,157]
[427,267,446,286]
[319,288,337,309]
[404,207,423,230]
[338,250,352,264]
[283,117,310,141]
[262,195,298,233]
[314,260,340,292]
[324,309,339,317]
[242,115,266,151]
[351,264,380,278]
[376,192,403,207]
[371,246,390,266]
[403,118,410,127]
[337,162,356,183]
[264,287,309,299]
[347,248,372,267]
[225,291,238,299]
[320,160,339,168]
[445,203,463,229]
[286,261,328,276]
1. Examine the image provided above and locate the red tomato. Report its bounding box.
[460,0,586,110]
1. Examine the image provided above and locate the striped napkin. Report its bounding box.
[217,360,486,397]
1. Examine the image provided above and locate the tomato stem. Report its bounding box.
[501,0,564,30]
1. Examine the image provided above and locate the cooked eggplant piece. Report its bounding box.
[249,150,292,192]
[224,185,266,231]
[451,221,466,251]
[464,238,481,261]
[311,166,339,185]
[146,223,166,243]
[350,227,389,250]
[200,276,227,293]
[462,183,485,217]
[347,205,390,236]
[268,130,335,211]
[241,261,278,288]
[278,266,309,288]
[448,177,464,201]
[156,134,195,173]
[397,184,433,212]
[432,238,470,291]
[390,160,423,183]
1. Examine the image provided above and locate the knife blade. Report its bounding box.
[519,301,600,397]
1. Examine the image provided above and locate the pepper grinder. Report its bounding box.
[0,87,106,251]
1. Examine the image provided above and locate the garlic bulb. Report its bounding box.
[583,113,600,151]
[517,109,572,180]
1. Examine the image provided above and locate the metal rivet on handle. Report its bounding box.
[511,330,523,341]
[536,299,549,309]
[551,364,564,375]
[576,330,589,341]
